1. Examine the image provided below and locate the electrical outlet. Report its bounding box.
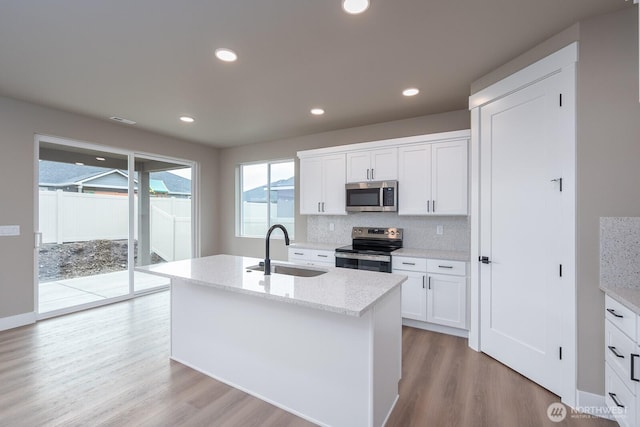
[329,223,335,231]
[436,225,444,235]
[0,225,20,236]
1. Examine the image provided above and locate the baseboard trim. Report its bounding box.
[574,389,615,421]
[402,318,469,338]
[0,312,36,332]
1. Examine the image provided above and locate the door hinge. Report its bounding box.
[559,93,563,107]
[559,347,563,360]
[559,264,563,277]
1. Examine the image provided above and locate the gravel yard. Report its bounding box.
[38,239,164,282]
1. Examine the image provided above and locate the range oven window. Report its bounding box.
[335,256,392,273]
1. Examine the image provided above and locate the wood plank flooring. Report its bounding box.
[0,291,617,426]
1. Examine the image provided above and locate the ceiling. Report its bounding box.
[0,1,631,148]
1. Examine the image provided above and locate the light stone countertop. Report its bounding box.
[600,284,640,315]
[392,248,470,262]
[137,254,407,317]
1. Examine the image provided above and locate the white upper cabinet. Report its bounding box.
[299,154,346,215]
[346,148,397,183]
[399,139,468,216]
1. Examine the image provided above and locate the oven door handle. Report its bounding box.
[335,252,391,262]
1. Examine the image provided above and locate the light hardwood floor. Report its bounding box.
[0,291,617,427]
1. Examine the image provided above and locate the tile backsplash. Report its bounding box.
[600,217,640,288]
[306,213,470,252]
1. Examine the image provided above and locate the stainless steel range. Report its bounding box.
[334,227,403,273]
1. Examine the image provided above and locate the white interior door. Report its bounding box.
[479,72,566,395]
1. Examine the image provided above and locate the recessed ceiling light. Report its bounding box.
[180,116,195,123]
[402,88,420,97]
[311,108,325,116]
[342,0,369,14]
[96,157,106,161]
[215,48,238,62]
[75,162,85,166]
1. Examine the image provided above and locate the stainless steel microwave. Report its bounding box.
[345,181,398,212]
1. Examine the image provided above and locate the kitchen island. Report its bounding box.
[137,254,406,427]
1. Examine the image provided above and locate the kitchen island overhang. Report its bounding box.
[138,255,407,427]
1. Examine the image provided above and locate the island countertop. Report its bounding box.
[137,254,407,317]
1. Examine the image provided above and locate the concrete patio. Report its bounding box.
[39,270,169,313]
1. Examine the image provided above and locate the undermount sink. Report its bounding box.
[246,263,327,277]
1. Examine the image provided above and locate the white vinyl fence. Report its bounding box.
[39,190,191,261]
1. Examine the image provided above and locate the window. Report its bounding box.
[239,160,295,238]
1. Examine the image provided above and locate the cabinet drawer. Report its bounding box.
[289,248,335,266]
[605,319,639,393]
[606,363,636,427]
[427,259,466,276]
[605,295,637,340]
[392,257,427,272]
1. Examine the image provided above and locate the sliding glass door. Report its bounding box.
[133,156,193,293]
[36,136,196,317]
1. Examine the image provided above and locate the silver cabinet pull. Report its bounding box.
[438,265,454,269]
[366,168,370,180]
[422,276,425,289]
[317,202,321,212]
[428,276,431,290]
[433,200,436,212]
[427,200,430,213]
[402,262,416,266]
[322,202,325,212]
[317,254,329,258]
[371,168,374,180]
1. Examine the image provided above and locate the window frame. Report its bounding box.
[237,159,295,239]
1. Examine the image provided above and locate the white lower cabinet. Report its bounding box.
[400,271,427,321]
[426,273,466,329]
[393,256,468,334]
[288,247,335,267]
[604,295,639,427]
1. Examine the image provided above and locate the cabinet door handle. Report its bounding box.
[438,265,454,269]
[422,276,425,289]
[428,276,431,290]
[371,168,374,180]
[322,202,325,212]
[433,200,436,212]
[609,393,625,408]
[367,168,370,180]
[608,346,624,358]
[402,262,416,266]
[632,354,640,381]
[294,252,304,256]
[606,308,624,318]
[427,200,430,213]
[317,202,321,212]
[317,255,328,258]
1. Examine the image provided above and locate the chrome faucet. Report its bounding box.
[264,224,290,275]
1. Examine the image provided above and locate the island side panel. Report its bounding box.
[372,285,402,427]
[170,278,378,427]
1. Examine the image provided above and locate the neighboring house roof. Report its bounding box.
[38,161,191,195]
[243,177,294,203]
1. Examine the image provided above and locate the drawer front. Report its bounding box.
[605,320,639,393]
[426,259,466,276]
[605,295,637,340]
[606,363,636,427]
[392,257,427,272]
[290,248,334,266]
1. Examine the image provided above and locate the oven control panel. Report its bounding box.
[351,227,403,240]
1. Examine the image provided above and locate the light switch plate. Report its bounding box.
[436,225,444,235]
[0,225,20,236]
